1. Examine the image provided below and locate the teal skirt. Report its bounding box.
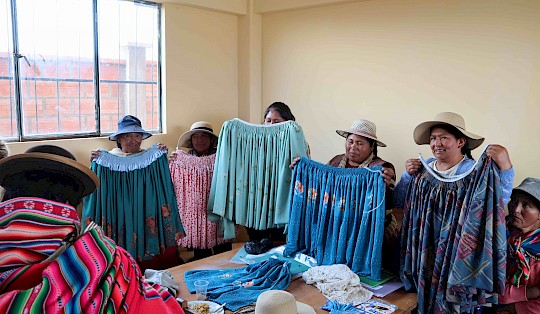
[82,144,184,261]
[208,118,308,239]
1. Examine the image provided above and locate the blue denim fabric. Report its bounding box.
[283,157,386,280]
[184,258,291,311]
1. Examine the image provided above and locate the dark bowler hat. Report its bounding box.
[0,145,99,200]
[109,115,152,141]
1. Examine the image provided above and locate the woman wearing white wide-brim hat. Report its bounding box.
[394,111,514,209]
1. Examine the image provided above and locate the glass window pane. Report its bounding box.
[16,0,95,137]
[0,0,17,138]
[98,0,160,133]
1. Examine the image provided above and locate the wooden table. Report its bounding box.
[167,243,417,313]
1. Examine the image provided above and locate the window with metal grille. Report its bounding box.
[0,0,161,141]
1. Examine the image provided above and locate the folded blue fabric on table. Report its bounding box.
[184,258,292,311]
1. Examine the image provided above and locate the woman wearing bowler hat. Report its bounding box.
[84,115,184,270]
[0,145,182,312]
[499,177,540,313]
[91,115,167,159]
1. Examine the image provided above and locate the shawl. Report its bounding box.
[400,148,506,313]
[0,197,182,313]
[507,228,540,287]
[208,118,308,239]
[283,157,386,280]
[82,144,183,261]
[169,150,228,249]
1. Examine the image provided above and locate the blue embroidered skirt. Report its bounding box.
[208,118,308,239]
[283,157,386,280]
[184,258,291,311]
[82,145,184,261]
[400,150,506,313]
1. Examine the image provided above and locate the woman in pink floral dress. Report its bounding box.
[170,121,232,261]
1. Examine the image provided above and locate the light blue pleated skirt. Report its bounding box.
[208,118,308,239]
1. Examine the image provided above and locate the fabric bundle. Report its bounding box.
[184,258,291,311]
[0,197,181,313]
[400,150,506,313]
[302,264,373,305]
[170,150,229,249]
[208,118,308,239]
[82,144,184,261]
[283,157,386,280]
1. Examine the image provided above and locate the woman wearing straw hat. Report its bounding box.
[329,118,399,272]
[499,177,540,313]
[0,145,182,313]
[290,118,399,271]
[170,121,233,261]
[329,118,396,185]
[176,121,218,157]
[394,111,514,208]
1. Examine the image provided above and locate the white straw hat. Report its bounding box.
[255,290,315,314]
[177,121,218,149]
[336,119,386,147]
[413,112,484,150]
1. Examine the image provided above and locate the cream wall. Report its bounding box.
[261,0,540,184]
[4,0,539,186]
[6,2,240,165]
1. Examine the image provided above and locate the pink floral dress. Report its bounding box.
[169,150,228,249]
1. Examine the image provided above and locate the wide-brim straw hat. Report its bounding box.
[413,112,484,150]
[109,115,152,141]
[513,177,540,206]
[0,152,99,199]
[336,118,386,147]
[255,290,315,314]
[177,121,218,149]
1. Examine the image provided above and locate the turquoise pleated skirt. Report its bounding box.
[208,118,308,239]
[82,144,184,261]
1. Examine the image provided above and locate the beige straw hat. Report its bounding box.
[177,121,218,149]
[336,118,386,147]
[255,290,315,314]
[413,112,485,150]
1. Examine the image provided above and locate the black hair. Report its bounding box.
[0,139,9,159]
[2,170,84,206]
[431,124,473,159]
[263,102,296,122]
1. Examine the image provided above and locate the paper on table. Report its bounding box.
[361,280,404,298]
